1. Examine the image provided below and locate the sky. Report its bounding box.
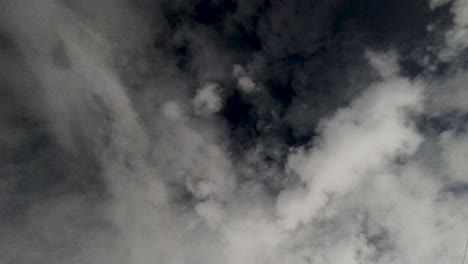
[1,0,468,263]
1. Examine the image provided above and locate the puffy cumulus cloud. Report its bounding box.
[451,0,468,26]
[277,53,424,231]
[365,50,400,79]
[237,75,256,92]
[3,1,468,264]
[232,64,258,93]
[193,82,223,114]
[430,0,468,61]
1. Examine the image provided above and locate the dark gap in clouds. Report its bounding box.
[194,0,237,27]
[222,90,259,141]
[173,40,193,72]
[153,0,393,149]
[266,77,295,109]
[399,57,427,78]
[167,181,198,208]
[443,183,468,197]
[362,1,453,78]
[222,1,272,52]
[418,112,468,136]
[285,126,315,147]
[322,0,455,78]
[160,1,193,30]
[353,0,433,48]
[431,60,451,76]
[225,21,262,51]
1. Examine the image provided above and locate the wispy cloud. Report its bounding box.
[1,1,468,264]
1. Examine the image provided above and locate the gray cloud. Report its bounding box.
[2,0,468,264]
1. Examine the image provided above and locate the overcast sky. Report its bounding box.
[1,0,468,263]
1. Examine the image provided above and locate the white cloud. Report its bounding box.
[365,50,400,79]
[277,58,424,230]
[433,0,468,61]
[193,82,223,114]
[452,0,468,27]
[233,64,258,93]
[237,76,257,93]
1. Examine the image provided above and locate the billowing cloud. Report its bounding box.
[2,1,468,264]
[278,58,424,230]
[233,64,258,93]
[193,82,223,114]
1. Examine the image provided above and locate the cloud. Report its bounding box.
[431,0,468,61]
[430,0,453,8]
[277,52,424,230]
[193,82,223,114]
[2,1,468,264]
[232,64,258,93]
